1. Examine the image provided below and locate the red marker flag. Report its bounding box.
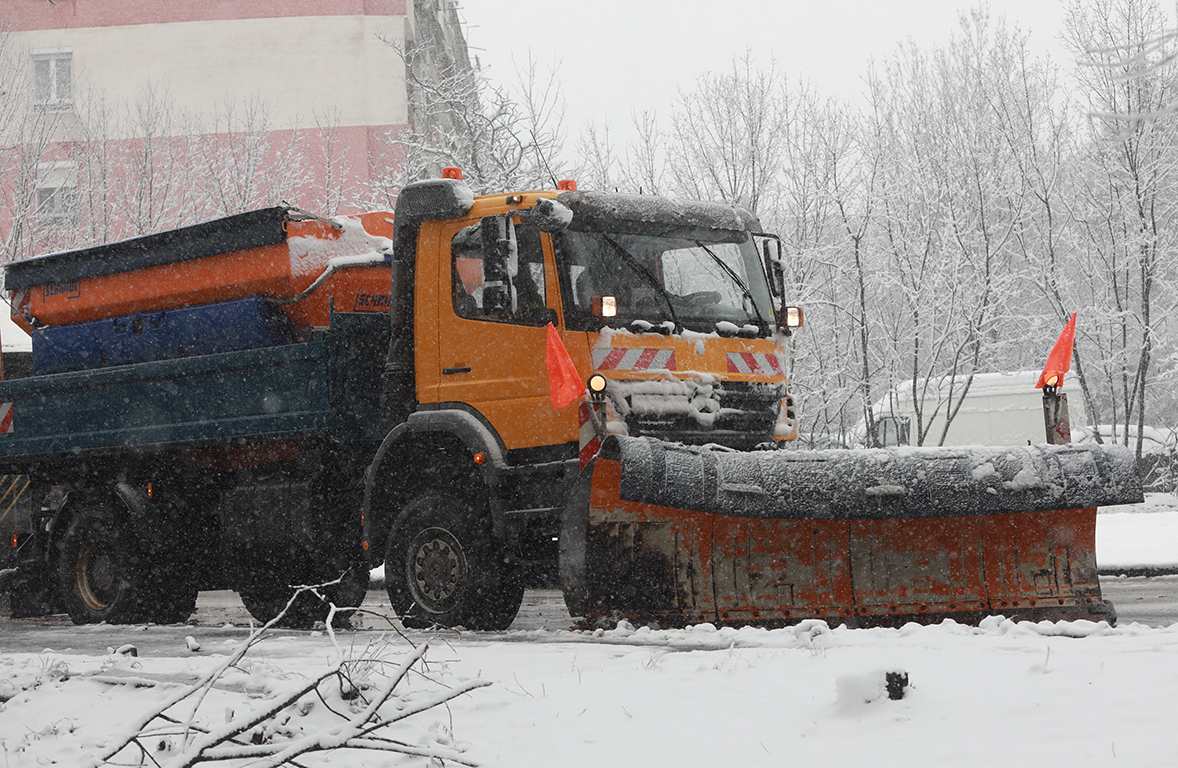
[546,322,582,409]
[1036,312,1077,389]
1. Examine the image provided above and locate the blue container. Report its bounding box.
[32,296,296,375]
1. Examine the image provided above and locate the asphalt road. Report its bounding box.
[2,578,1175,657]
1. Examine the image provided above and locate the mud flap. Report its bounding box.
[568,436,1143,627]
[559,459,592,619]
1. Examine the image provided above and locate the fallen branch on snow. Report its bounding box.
[90,582,490,767]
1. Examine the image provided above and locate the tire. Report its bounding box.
[141,549,200,624]
[475,564,524,631]
[239,564,368,630]
[145,572,199,625]
[385,491,516,630]
[239,579,328,630]
[56,502,148,625]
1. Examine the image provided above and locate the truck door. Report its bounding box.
[434,216,576,452]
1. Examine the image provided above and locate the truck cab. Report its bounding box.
[365,175,799,628]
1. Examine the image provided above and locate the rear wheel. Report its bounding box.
[239,563,369,629]
[475,564,524,631]
[145,570,199,625]
[239,579,327,630]
[56,502,148,625]
[385,491,520,630]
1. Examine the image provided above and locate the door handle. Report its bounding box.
[442,366,472,375]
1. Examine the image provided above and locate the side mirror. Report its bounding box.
[761,237,785,298]
[480,215,516,281]
[758,236,796,332]
[480,214,518,314]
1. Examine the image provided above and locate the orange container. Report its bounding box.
[7,208,395,333]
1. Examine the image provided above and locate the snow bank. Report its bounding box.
[1098,496,1178,570]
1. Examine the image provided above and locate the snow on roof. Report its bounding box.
[880,371,1043,405]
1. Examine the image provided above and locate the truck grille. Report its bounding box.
[622,381,785,450]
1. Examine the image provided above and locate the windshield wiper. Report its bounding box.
[694,241,769,332]
[601,234,682,332]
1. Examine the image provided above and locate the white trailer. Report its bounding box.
[866,371,1086,447]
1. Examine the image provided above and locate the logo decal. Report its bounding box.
[44,280,81,300]
[353,290,392,312]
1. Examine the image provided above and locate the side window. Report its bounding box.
[874,415,910,447]
[451,220,551,326]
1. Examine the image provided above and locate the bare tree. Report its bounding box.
[623,108,667,195]
[667,51,788,217]
[857,11,1048,446]
[370,33,567,204]
[576,118,619,191]
[309,106,353,216]
[1063,0,1178,458]
[104,84,199,235]
[0,29,77,263]
[196,95,310,217]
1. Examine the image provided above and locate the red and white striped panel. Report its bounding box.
[0,403,13,435]
[578,402,604,470]
[593,348,677,372]
[727,352,785,376]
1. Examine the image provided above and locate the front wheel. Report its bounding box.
[385,491,518,630]
[56,502,148,625]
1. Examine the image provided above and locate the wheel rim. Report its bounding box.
[75,533,119,611]
[406,526,469,615]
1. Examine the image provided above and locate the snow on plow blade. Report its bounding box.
[561,435,1144,627]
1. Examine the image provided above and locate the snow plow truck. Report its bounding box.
[0,170,1143,629]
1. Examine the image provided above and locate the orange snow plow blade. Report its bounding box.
[561,436,1143,627]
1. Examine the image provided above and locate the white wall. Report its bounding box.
[1,312,31,352]
[16,15,408,137]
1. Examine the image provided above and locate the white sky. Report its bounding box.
[460,1,1073,153]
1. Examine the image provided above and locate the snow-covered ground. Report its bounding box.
[1097,492,1178,571]
[3,497,1178,767]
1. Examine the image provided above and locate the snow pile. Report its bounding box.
[442,616,1178,766]
[287,216,392,277]
[5,616,1177,766]
[1075,424,1176,455]
[5,501,1178,765]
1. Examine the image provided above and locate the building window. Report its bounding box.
[32,48,72,109]
[36,161,77,225]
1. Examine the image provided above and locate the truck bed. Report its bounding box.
[0,312,388,467]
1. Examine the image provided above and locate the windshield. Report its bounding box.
[556,231,775,336]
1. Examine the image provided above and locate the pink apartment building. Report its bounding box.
[0,0,467,260]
